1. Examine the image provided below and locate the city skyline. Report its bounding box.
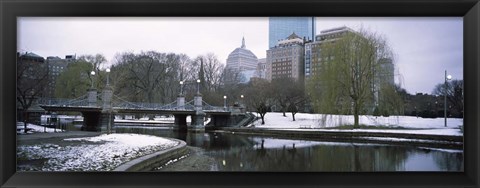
[18,17,463,94]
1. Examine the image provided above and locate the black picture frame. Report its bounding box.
[1,0,479,187]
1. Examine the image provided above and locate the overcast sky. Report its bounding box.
[18,17,462,94]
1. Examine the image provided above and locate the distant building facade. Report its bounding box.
[226,37,259,83]
[377,58,395,86]
[269,17,316,48]
[254,58,267,79]
[305,26,396,113]
[226,37,258,72]
[45,55,76,97]
[266,32,305,81]
[304,26,355,79]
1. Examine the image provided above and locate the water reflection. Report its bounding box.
[115,126,463,172]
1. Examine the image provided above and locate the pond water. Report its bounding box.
[115,125,464,172]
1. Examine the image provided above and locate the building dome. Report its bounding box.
[226,37,258,71]
[227,47,258,60]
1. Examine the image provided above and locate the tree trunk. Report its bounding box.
[292,112,296,121]
[353,104,360,128]
[282,110,286,117]
[23,111,29,133]
[260,113,265,125]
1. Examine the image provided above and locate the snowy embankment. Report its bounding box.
[17,133,179,171]
[17,122,65,134]
[251,112,463,136]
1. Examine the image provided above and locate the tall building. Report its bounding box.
[226,37,259,83]
[378,58,395,86]
[305,26,394,84]
[45,55,75,97]
[305,26,396,113]
[226,37,258,72]
[304,26,355,79]
[254,58,267,79]
[269,17,316,48]
[266,32,305,81]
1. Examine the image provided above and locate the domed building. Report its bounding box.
[226,37,258,72]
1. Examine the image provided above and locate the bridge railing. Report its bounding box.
[114,102,164,109]
[202,101,228,112]
[113,101,196,111]
[37,97,90,107]
[109,94,227,112]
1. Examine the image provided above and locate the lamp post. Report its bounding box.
[90,71,96,88]
[180,81,184,95]
[106,68,110,86]
[224,95,227,110]
[444,70,452,127]
[196,79,201,94]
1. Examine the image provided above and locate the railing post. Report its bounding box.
[102,86,113,110]
[177,94,185,110]
[194,93,202,111]
[101,86,114,133]
[87,89,97,107]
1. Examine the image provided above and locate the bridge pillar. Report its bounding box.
[88,89,97,107]
[100,87,115,133]
[177,94,185,110]
[194,94,202,111]
[173,114,187,132]
[102,87,113,109]
[81,111,101,131]
[99,112,115,133]
[190,94,205,132]
[206,114,249,129]
[190,111,206,132]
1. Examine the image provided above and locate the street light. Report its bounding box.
[90,71,96,88]
[240,94,244,106]
[196,79,201,94]
[224,95,227,110]
[179,81,184,95]
[106,68,110,86]
[444,70,452,127]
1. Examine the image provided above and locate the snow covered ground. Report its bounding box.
[17,133,179,171]
[250,112,463,136]
[17,122,66,134]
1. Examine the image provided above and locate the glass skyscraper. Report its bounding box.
[268,17,316,48]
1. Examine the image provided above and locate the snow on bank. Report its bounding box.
[251,113,463,136]
[17,122,65,134]
[17,133,178,171]
[272,128,463,136]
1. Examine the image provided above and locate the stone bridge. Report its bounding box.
[38,86,248,132]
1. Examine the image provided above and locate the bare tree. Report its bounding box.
[287,80,306,121]
[245,79,272,125]
[193,54,225,92]
[17,54,49,133]
[432,79,464,117]
[112,51,171,103]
